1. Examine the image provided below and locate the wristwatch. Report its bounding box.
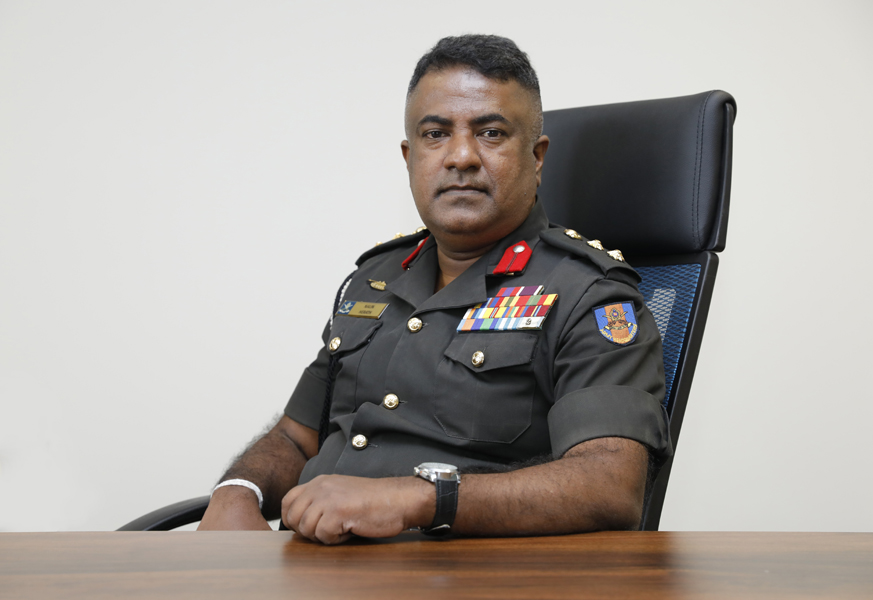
[414,462,460,536]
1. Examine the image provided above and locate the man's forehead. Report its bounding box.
[405,66,531,126]
[415,66,502,95]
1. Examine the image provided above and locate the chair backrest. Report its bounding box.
[539,90,737,530]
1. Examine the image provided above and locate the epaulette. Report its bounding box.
[355,227,429,267]
[539,227,640,281]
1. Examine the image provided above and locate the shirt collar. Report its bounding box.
[388,200,550,313]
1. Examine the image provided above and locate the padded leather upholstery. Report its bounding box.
[539,91,736,256]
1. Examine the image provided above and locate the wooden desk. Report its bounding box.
[1,532,871,599]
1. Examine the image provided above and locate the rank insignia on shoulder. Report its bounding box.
[457,286,556,332]
[336,300,388,319]
[593,302,638,345]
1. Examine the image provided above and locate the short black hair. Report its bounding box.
[407,34,540,97]
[407,34,543,139]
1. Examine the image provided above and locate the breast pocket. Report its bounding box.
[328,317,383,416]
[432,333,538,444]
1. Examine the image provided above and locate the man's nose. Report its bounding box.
[443,133,482,171]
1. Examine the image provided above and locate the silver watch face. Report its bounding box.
[414,462,459,482]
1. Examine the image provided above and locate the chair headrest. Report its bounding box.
[539,90,737,256]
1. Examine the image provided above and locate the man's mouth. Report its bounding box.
[438,184,488,196]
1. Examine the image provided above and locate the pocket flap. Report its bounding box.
[443,333,537,372]
[328,318,383,353]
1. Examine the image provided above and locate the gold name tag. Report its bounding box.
[336,301,389,319]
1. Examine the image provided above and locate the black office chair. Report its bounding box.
[540,90,736,529]
[119,90,737,532]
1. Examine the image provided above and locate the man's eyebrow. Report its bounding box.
[470,113,511,126]
[417,115,453,128]
[415,113,512,129]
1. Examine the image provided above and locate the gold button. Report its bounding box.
[351,434,368,449]
[407,317,423,332]
[328,337,341,352]
[414,225,427,233]
[607,249,625,262]
[587,239,604,251]
[471,351,485,367]
[393,232,404,239]
[564,229,582,240]
[382,394,399,409]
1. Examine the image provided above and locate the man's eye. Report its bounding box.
[424,131,447,139]
[481,129,503,138]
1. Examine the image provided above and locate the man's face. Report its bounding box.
[402,66,549,254]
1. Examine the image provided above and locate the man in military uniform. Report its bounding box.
[199,35,671,543]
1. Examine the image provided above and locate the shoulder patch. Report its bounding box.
[355,228,429,267]
[594,302,639,345]
[539,227,640,281]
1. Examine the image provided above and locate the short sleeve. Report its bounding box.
[547,276,672,460]
[284,321,331,430]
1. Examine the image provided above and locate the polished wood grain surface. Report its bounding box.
[1,532,871,599]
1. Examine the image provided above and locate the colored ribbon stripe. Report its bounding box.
[469,294,556,320]
[456,316,549,332]
[456,296,557,332]
[497,285,544,297]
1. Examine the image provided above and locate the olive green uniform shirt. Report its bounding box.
[285,202,672,483]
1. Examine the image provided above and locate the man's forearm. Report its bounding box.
[218,416,316,519]
[281,436,649,542]
[451,437,649,536]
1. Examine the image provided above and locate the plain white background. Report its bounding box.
[1,0,871,533]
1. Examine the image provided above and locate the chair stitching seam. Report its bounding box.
[693,91,716,251]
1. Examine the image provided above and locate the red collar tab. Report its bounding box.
[492,240,532,276]
[401,236,429,271]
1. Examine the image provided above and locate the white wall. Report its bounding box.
[1,0,871,532]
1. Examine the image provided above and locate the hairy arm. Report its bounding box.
[454,437,647,535]
[198,415,317,530]
[281,436,648,544]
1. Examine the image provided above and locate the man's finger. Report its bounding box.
[314,513,352,545]
[293,503,324,540]
[281,483,305,513]
[282,486,312,532]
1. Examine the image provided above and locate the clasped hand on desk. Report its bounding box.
[200,474,435,544]
[198,434,648,544]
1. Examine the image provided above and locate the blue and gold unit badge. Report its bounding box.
[593,302,638,345]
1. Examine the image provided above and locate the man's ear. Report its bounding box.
[533,135,550,187]
[401,140,411,169]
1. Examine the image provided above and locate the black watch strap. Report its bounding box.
[422,477,458,536]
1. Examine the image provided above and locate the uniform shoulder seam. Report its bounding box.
[539,227,640,281]
[355,229,429,267]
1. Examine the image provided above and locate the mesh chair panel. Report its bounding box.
[636,264,701,410]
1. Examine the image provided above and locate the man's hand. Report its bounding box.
[280,437,647,543]
[281,475,434,545]
[197,416,317,530]
[197,485,272,531]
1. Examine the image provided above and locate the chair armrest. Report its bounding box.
[117,495,211,531]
